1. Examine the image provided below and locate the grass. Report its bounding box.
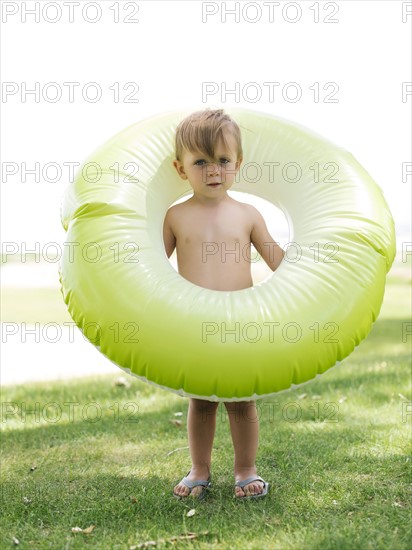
[1,261,411,549]
[1,287,73,324]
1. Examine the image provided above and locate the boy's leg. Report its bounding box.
[174,397,219,497]
[224,400,265,497]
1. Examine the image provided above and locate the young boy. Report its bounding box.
[163,109,284,500]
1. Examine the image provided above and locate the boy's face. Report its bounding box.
[173,132,242,199]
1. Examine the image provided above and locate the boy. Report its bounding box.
[163,109,284,499]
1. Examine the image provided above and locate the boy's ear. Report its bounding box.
[173,159,187,180]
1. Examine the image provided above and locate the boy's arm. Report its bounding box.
[250,206,285,272]
[163,210,176,258]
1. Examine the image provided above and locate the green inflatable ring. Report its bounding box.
[59,108,396,401]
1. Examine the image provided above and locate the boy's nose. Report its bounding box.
[206,163,219,175]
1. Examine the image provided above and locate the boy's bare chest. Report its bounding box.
[177,211,251,245]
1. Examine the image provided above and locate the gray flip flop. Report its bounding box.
[234,475,269,499]
[173,470,212,501]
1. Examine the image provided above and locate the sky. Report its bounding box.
[1,0,411,252]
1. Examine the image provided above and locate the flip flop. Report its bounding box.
[173,470,212,501]
[234,475,269,499]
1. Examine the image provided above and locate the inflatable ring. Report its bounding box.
[59,108,395,401]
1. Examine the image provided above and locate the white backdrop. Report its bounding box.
[1,0,411,246]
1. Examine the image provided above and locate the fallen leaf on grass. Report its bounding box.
[113,376,131,388]
[131,541,156,549]
[298,393,307,400]
[174,412,183,417]
[130,531,209,549]
[166,446,189,456]
[22,496,32,504]
[29,466,37,472]
[264,516,281,527]
[12,536,19,545]
[169,420,182,427]
[186,509,196,517]
[71,525,96,534]
[169,531,207,541]
[130,496,138,504]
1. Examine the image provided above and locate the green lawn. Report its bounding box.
[1,287,73,324]
[1,262,411,549]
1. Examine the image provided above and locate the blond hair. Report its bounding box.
[175,109,243,162]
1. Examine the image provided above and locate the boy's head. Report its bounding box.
[173,109,243,194]
[174,109,243,163]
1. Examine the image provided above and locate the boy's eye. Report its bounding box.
[194,158,231,166]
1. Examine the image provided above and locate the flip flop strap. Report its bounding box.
[181,477,210,489]
[235,475,265,488]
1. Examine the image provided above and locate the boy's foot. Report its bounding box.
[173,468,211,499]
[234,468,267,498]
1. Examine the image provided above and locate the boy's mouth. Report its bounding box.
[207,183,221,187]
